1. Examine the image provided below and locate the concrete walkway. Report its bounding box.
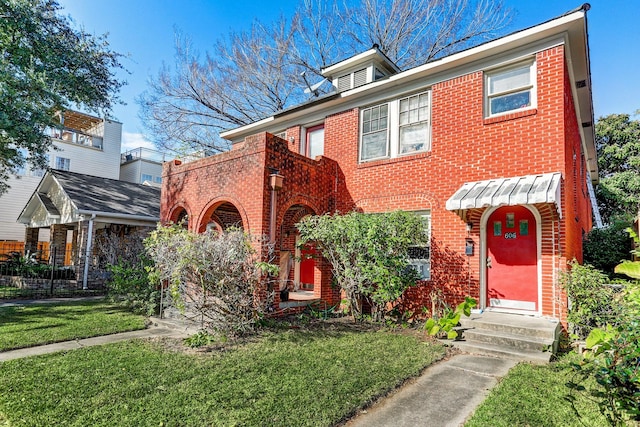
[345,353,517,427]
[0,324,187,362]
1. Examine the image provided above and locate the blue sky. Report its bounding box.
[58,0,636,152]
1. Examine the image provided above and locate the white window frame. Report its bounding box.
[485,60,536,117]
[398,91,431,156]
[407,210,431,280]
[300,123,325,159]
[359,90,432,163]
[360,103,390,162]
[55,156,70,171]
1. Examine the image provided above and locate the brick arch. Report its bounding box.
[166,203,192,228]
[277,196,322,228]
[197,196,249,234]
[353,192,439,213]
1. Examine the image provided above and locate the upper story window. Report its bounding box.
[399,92,431,154]
[55,156,70,171]
[141,174,153,183]
[360,90,431,163]
[302,124,324,159]
[360,104,389,161]
[485,60,535,117]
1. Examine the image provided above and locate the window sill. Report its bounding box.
[357,151,431,169]
[483,108,537,125]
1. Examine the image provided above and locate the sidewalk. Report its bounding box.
[345,353,517,427]
[0,322,189,362]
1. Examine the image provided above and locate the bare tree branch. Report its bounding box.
[138,0,511,154]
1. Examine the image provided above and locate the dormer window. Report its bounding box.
[322,46,400,93]
[336,68,368,92]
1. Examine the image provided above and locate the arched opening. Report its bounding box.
[199,202,244,233]
[279,204,318,301]
[169,206,189,229]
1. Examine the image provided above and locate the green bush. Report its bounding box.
[570,321,640,425]
[560,261,623,339]
[107,257,159,316]
[583,217,633,277]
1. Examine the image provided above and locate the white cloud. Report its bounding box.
[121,132,157,152]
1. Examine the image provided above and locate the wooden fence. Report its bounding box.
[0,241,73,266]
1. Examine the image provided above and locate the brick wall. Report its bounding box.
[162,45,591,319]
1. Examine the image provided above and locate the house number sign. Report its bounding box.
[504,232,517,239]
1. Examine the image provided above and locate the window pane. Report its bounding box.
[400,122,429,154]
[380,104,388,116]
[418,107,429,121]
[419,94,429,107]
[489,65,530,94]
[490,91,531,115]
[370,120,378,132]
[399,111,409,126]
[399,99,409,112]
[409,96,418,110]
[363,109,370,121]
[371,107,379,120]
[361,131,388,160]
[363,122,370,133]
[409,109,418,123]
[308,128,324,158]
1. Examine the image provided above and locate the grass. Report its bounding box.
[0,329,446,426]
[465,353,609,427]
[0,299,147,351]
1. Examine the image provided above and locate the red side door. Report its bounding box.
[299,245,315,290]
[486,206,538,311]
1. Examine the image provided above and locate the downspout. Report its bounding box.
[82,214,96,290]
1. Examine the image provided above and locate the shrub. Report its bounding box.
[296,211,427,322]
[570,321,640,425]
[583,217,633,277]
[145,225,276,337]
[96,229,160,316]
[107,257,159,316]
[559,261,623,339]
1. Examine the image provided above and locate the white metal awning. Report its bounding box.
[446,172,562,217]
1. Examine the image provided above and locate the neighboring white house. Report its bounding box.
[119,147,166,187]
[0,111,123,242]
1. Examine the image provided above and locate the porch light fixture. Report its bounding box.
[466,222,473,232]
[269,173,284,191]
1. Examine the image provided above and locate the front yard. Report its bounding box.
[0,327,446,426]
[0,299,147,351]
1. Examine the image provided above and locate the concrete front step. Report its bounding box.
[450,311,561,363]
[460,312,561,340]
[444,339,552,364]
[461,327,553,353]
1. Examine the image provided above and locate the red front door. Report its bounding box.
[299,245,315,291]
[486,206,538,311]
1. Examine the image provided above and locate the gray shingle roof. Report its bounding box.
[50,170,160,218]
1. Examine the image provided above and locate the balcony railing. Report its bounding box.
[50,128,103,150]
[121,147,167,164]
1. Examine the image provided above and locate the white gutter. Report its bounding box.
[77,210,160,222]
[82,213,96,290]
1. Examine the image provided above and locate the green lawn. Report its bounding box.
[0,299,147,351]
[0,329,446,427]
[465,354,609,427]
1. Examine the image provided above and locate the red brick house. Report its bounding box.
[161,5,597,323]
